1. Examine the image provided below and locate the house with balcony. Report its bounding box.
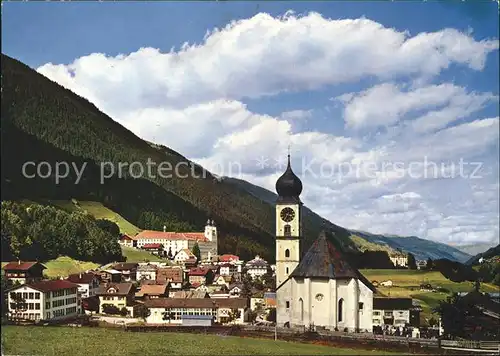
[96,283,136,315]
[245,256,269,279]
[136,264,158,282]
[66,271,100,298]
[188,267,214,286]
[135,284,169,301]
[372,297,419,328]
[2,261,46,286]
[118,234,135,248]
[7,280,79,322]
[157,267,184,290]
[112,263,138,282]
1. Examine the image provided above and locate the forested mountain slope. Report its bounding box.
[1,54,356,262]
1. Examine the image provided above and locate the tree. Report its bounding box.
[240,274,253,298]
[119,307,128,317]
[407,253,417,270]
[227,308,241,324]
[428,316,439,327]
[135,303,150,321]
[96,219,120,237]
[167,247,173,259]
[81,297,99,314]
[192,242,201,262]
[433,293,468,340]
[102,304,121,315]
[426,258,434,271]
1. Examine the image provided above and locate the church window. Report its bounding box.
[285,249,290,258]
[284,225,291,236]
[299,298,304,322]
[315,294,324,302]
[286,267,289,274]
[338,299,344,322]
[358,302,364,310]
[286,301,290,309]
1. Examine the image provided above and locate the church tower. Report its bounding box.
[275,154,303,287]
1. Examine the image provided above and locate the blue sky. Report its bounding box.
[3,2,499,246]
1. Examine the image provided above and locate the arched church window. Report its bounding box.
[338,298,344,322]
[299,298,304,322]
[284,225,291,236]
[285,249,290,258]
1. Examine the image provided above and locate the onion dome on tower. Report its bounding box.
[275,154,303,203]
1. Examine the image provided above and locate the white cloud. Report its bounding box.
[34,12,499,246]
[37,12,498,115]
[336,83,497,130]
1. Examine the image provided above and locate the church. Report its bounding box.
[275,154,375,332]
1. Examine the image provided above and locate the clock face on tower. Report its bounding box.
[280,207,295,222]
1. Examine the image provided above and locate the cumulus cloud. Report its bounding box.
[336,83,497,130]
[35,11,499,245]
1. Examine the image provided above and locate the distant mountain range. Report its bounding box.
[466,244,500,265]
[1,53,471,264]
[456,243,498,257]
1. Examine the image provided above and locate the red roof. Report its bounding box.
[66,272,97,284]
[143,243,163,249]
[188,267,212,276]
[219,254,239,262]
[2,261,46,271]
[120,234,134,241]
[26,280,79,292]
[135,230,208,242]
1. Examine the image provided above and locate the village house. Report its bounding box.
[7,280,79,322]
[245,256,269,279]
[141,243,164,256]
[134,220,218,260]
[218,254,240,263]
[99,269,122,283]
[143,297,248,325]
[188,267,214,286]
[135,284,169,300]
[416,260,428,270]
[228,283,243,297]
[118,234,135,248]
[389,253,409,268]
[213,274,232,288]
[96,283,136,315]
[2,261,46,286]
[174,249,197,264]
[372,297,419,328]
[219,263,237,276]
[157,266,183,290]
[66,271,100,298]
[136,264,158,281]
[112,263,138,282]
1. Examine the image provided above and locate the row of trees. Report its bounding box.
[1,201,123,264]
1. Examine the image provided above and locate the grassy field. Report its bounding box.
[48,200,141,236]
[360,269,498,324]
[2,257,100,279]
[121,246,166,263]
[1,326,398,356]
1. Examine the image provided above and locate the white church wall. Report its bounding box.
[277,280,292,327]
[358,280,374,332]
